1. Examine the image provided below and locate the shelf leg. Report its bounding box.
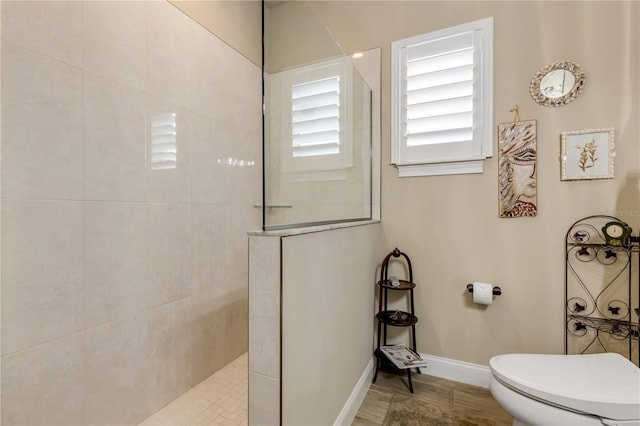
[407,368,413,393]
[372,356,380,383]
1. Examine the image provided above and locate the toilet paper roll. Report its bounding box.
[472,282,493,305]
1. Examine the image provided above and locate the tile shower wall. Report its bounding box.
[0,1,261,425]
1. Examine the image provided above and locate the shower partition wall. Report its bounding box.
[263,1,374,229]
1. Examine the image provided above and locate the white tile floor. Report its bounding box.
[139,353,248,426]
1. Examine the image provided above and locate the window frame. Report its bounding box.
[391,17,493,177]
[281,57,353,178]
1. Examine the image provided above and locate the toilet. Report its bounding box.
[489,353,640,426]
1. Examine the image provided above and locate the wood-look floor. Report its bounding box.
[352,369,513,425]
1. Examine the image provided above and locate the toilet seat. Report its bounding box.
[490,353,640,421]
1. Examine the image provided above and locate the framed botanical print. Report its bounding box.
[561,128,615,181]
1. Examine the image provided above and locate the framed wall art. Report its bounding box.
[498,119,537,218]
[561,128,615,181]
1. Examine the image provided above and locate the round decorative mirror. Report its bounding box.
[529,61,586,107]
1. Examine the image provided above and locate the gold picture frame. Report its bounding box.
[561,128,615,181]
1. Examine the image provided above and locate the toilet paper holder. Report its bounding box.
[466,284,502,296]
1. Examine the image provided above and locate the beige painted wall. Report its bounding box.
[311,1,640,365]
[171,0,262,67]
[281,223,384,425]
[264,0,344,73]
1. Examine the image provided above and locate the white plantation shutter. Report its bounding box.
[392,17,493,177]
[291,76,340,157]
[405,32,474,147]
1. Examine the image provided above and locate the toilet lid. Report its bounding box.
[490,353,640,421]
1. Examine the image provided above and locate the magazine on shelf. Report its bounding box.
[379,344,428,369]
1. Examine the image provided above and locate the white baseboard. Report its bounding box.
[334,357,375,426]
[418,353,490,389]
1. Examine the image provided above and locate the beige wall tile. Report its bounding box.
[82,1,145,91]
[214,55,262,132]
[249,372,279,426]
[1,1,82,67]
[189,23,230,119]
[222,288,249,362]
[83,316,149,425]
[1,200,83,355]
[189,288,232,382]
[83,73,147,202]
[216,123,262,207]
[190,287,248,384]
[190,203,226,295]
[146,0,192,108]
[1,334,84,426]
[190,113,227,204]
[1,44,83,200]
[146,298,194,411]
[144,203,192,308]
[248,236,281,379]
[84,201,147,328]
[224,205,259,285]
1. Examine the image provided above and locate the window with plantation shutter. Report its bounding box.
[291,76,340,158]
[277,57,352,177]
[392,17,493,177]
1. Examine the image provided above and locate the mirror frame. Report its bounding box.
[529,61,586,107]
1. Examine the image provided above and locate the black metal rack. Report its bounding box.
[372,248,419,392]
[565,215,640,366]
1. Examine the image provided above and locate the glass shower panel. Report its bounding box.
[263,0,372,229]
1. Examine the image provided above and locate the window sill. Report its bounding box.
[394,158,486,177]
